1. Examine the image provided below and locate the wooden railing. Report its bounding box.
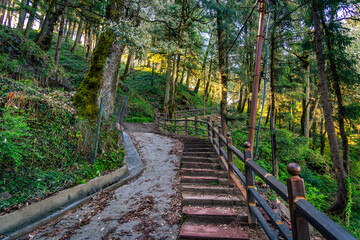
[156,106,218,120]
[155,113,356,240]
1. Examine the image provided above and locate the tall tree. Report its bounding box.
[310,0,347,214]
[24,0,40,38]
[54,8,66,65]
[216,0,228,133]
[71,17,84,53]
[16,0,29,32]
[35,0,66,52]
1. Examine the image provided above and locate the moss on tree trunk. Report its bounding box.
[74,31,114,119]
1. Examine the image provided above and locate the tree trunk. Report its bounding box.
[0,0,9,25]
[100,42,125,119]
[54,9,66,65]
[35,0,64,52]
[7,0,14,27]
[151,61,155,86]
[236,84,243,112]
[71,20,76,39]
[74,31,115,118]
[120,50,133,82]
[65,19,72,42]
[16,0,28,32]
[35,0,55,45]
[304,65,311,137]
[82,23,88,55]
[311,0,347,214]
[321,18,350,177]
[309,96,320,130]
[86,25,93,59]
[194,78,201,94]
[216,0,228,133]
[24,0,39,38]
[185,70,190,87]
[71,18,84,53]
[163,52,173,113]
[320,117,325,155]
[169,54,178,118]
[270,30,277,177]
[179,67,185,84]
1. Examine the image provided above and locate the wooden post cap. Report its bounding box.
[244,142,251,148]
[287,163,301,176]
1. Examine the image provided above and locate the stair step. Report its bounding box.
[183,206,247,224]
[181,162,220,169]
[184,144,212,148]
[181,156,218,163]
[181,176,230,185]
[182,185,237,195]
[179,223,249,239]
[182,194,245,206]
[183,152,217,158]
[180,168,227,177]
[181,176,219,184]
[183,148,214,153]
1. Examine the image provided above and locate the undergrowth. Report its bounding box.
[228,114,360,238]
[121,66,217,120]
[0,77,124,214]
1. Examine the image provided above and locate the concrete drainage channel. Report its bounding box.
[0,132,144,240]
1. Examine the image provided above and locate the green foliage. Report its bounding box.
[92,149,125,176]
[0,78,124,213]
[125,116,153,123]
[0,108,34,170]
[230,114,336,207]
[120,65,217,120]
[0,25,59,80]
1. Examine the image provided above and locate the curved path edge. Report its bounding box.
[1,131,144,240]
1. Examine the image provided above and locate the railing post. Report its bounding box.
[174,113,177,133]
[226,133,233,177]
[207,117,211,139]
[154,109,158,127]
[195,114,198,137]
[166,113,169,132]
[287,163,310,240]
[244,142,257,227]
[185,116,188,135]
[218,126,223,156]
[212,120,216,148]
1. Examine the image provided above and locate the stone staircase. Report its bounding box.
[179,137,250,240]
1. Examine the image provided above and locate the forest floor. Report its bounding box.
[26,123,183,240]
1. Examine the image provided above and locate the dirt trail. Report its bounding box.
[28,124,183,240]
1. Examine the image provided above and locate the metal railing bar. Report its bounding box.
[249,188,293,240]
[250,205,279,240]
[295,199,356,240]
[219,134,227,145]
[247,160,288,201]
[229,163,246,185]
[213,138,219,148]
[220,148,228,161]
[228,145,245,162]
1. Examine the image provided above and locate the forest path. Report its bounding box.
[29,123,183,240]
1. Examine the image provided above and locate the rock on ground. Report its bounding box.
[27,132,183,240]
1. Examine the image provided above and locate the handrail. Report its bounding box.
[154,111,356,240]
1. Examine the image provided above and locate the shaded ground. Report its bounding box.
[27,125,183,240]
